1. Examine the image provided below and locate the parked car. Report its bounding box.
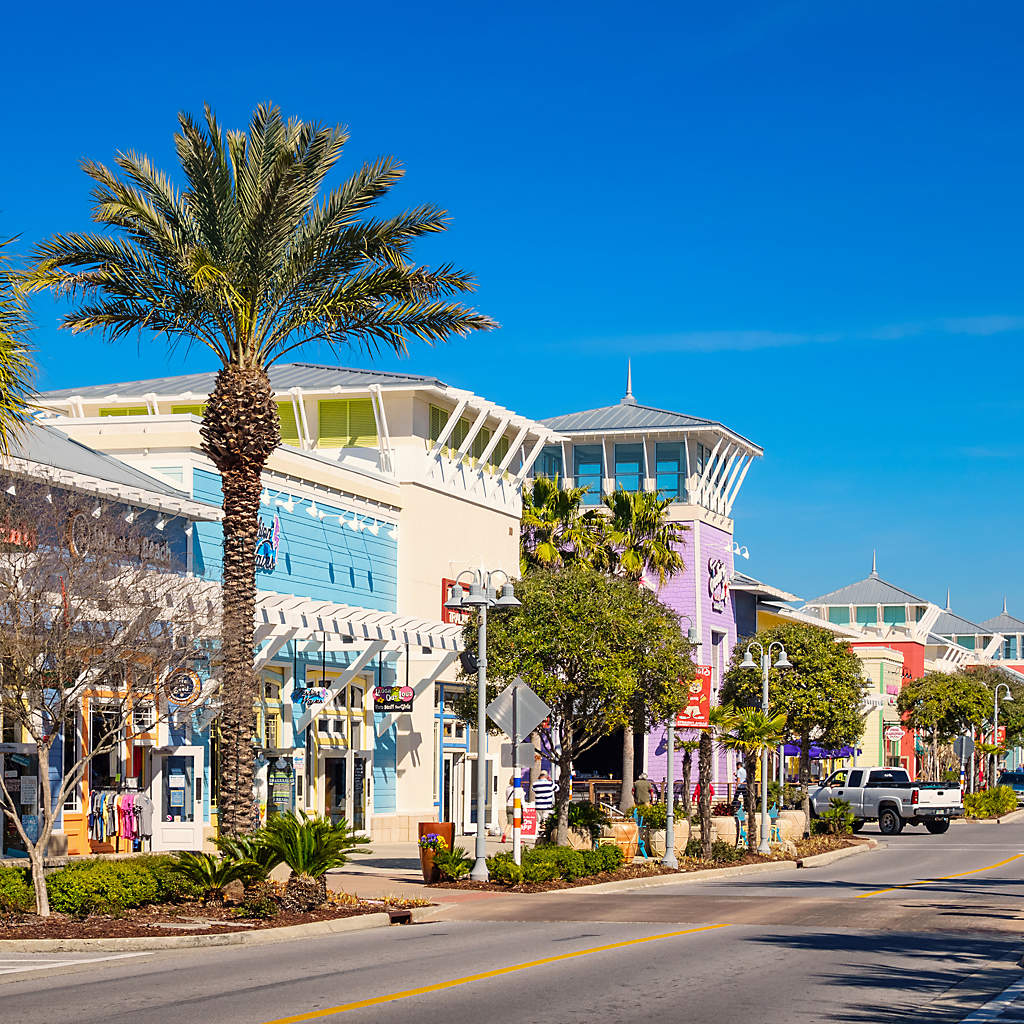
[996,770,1024,805]
[810,766,963,835]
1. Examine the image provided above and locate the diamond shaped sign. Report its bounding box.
[486,677,550,739]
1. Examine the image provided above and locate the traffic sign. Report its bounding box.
[953,735,975,761]
[486,678,550,738]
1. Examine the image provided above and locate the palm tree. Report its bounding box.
[520,476,602,572]
[600,490,688,810]
[715,704,788,853]
[0,239,37,454]
[674,736,701,818]
[27,105,495,834]
[976,741,1004,789]
[697,729,713,858]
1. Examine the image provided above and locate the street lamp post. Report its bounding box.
[663,620,701,870]
[445,569,521,882]
[993,682,1013,786]
[738,641,791,855]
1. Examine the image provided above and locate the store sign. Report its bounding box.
[0,520,36,550]
[885,683,900,695]
[164,668,203,708]
[65,510,172,566]
[255,515,281,573]
[708,558,729,613]
[885,725,905,741]
[863,694,885,708]
[299,687,328,706]
[521,806,538,837]
[441,578,471,625]
[374,685,414,713]
[676,665,713,729]
[992,726,1007,745]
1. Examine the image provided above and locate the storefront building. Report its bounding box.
[38,363,559,843]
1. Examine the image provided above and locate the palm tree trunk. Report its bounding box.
[744,753,757,854]
[698,731,712,858]
[681,754,693,819]
[619,726,634,811]
[201,366,280,836]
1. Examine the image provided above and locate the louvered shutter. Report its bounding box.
[429,405,449,444]
[346,399,377,447]
[277,402,300,446]
[472,427,491,461]
[99,407,148,417]
[318,400,348,447]
[171,404,207,417]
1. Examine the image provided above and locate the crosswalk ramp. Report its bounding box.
[0,952,152,977]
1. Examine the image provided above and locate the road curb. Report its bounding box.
[0,911,394,953]
[952,807,1024,825]
[547,858,800,895]
[797,840,876,869]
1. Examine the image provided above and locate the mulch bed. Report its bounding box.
[0,895,429,940]
[792,835,857,858]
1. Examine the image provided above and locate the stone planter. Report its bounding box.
[777,810,807,841]
[565,827,593,850]
[646,820,690,857]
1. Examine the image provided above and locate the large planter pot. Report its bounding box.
[646,821,690,858]
[565,827,593,850]
[418,821,456,883]
[606,820,639,859]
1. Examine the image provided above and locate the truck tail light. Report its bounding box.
[912,789,919,805]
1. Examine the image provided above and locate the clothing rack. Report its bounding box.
[87,785,154,852]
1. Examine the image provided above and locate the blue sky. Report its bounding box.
[4,1,1023,621]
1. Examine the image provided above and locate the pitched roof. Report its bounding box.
[803,571,928,608]
[539,398,761,452]
[730,571,800,603]
[39,362,445,401]
[932,609,989,636]
[981,607,1024,634]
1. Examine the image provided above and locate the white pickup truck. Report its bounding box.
[811,766,963,836]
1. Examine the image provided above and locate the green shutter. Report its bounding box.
[472,427,491,461]
[318,399,378,448]
[429,405,449,444]
[346,399,377,447]
[318,400,348,447]
[277,402,300,446]
[452,418,470,451]
[492,435,510,470]
[99,407,148,417]
[171,404,207,417]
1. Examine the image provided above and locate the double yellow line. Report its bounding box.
[856,852,1024,898]
[262,923,730,1023]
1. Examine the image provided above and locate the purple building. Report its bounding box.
[536,368,763,794]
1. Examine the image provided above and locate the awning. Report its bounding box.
[783,743,861,759]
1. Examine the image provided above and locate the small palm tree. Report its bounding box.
[976,741,1004,789]
[520,476,602,572]
[0,239,37,455]
[172,851,260,904]
[27,105,495,833]
[674,737,701,818]
[214,833,281,878]
[261,811,371,911]
[715,704,788,852]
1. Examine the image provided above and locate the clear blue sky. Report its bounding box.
[4,1,1022,621]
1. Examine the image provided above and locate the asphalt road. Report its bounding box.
[3,821,1024,1024]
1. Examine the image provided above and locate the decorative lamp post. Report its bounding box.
[663,619,701,870]
[993,682,1013,785]
[738,641,792,855]
[445,569,521,881]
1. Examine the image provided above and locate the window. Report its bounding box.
[573,445,603,505]
[99,407,147,417]
[882,606,907,625]
[264,714,279,749]
[1004,636,1018,660]
[277,402,300,446]
[855,606,878,625]
[429,405,449,445]
[171,404,207,417]
[89,709,123,791]
[829,607,851,625]
[132,702,156,733]
[492,435,510,471]
[655,442,685,500]
[471,427,491,462]
[867,769,910,787]
[956,635,976,650]
[614,443,644,493]
[318,399,377,448]
[535,446,563,480]
[847,770,864,788]
[63,716,80,810]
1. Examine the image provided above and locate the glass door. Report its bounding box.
[463,754,495,835]
[324,755,347,826]
[152,746,203,851]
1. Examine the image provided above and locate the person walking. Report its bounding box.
[533,770,556,822]
[733,763,748,810]
[633,772,654,806]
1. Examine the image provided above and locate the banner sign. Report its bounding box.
[165,669,203,708]
[441,578,471,625]
[521,806,538,837]
[676,665,713,729]
[255,515,281,573]
[374,685,414,713]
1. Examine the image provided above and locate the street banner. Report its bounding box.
[676,665,713,729]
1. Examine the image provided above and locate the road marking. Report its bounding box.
[857,853,1024,898]
[261,924,730,1023]
[0,952,152,975]
[958,973,1024,1021]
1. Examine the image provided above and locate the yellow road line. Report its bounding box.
[856,852,1024,898]
[261,923,731,1023]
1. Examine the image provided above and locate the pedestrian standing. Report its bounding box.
[633,772,654,806]
[733,763,748,809]
[533,770,556,822]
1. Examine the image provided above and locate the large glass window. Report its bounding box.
[956,635,976,650]
[573,445,603,505]
[855,606,878,626]
[655,442,686,500]
[614,444,644,493]
[535,445,564,481]
[828,606,851,625]
[882,606,907,625]
[1004,636,1018,660]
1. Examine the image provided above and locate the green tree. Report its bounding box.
[714,705,788,852]
[720,623,867,830]
[520,476,602,572]
[597,490,688,810]
[0,239,37,454]
[454,565,691,845]
[28,105,494,834]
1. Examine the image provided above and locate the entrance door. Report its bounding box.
[442,751,463,827]
[463,754,495,835]
[152,747,203,851]
[324,755,347,827]
[0,747,40,858]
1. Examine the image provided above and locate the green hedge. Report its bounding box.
[0,866,34,913]
[964,785,1018,820]
[484,844,624,886]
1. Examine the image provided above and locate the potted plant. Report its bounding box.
[418,832,449,883]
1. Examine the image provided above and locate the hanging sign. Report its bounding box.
[441,578,471,625]
[884,725,905,741]
[676,666,713,729]
[299,687,328,706]
[992,726,1007,745]
[164,669,203,708]
[374,685,414,713]
[255,515,281,573]
[521,805,538,837]
[708,558,729,613]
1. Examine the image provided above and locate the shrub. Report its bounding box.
[487,856,523,886]
[684,837,704,859]
[235,881,279,919]
[817,797,855,835]
[261,812,371,879]
[711,800,734,816]
[433,845,473,881]
[531,846,587,880]
[582,849,605,875]
[599,844,625,871]
[139,855,206,903]
[635,802,667,830]
[539,801,609,845]
[47,860,161,917]
[521,858,559,883]
[0,866,33,914]
[172,852,259,904]
[965,785,1018,819]
[710,840,744,863]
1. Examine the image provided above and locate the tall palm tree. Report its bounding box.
[0,239,37,454]
[27,104,495,834]
[715,704,788,852]
[602,490,688,809]
[520,476,602,572]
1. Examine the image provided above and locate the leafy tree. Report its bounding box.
[720,623,867,830]
[454,565,691,845]
[0,239,37,454]
[520,477,602,572]
[27,104,494,833]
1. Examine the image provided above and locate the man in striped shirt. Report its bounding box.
[533,770,556,819]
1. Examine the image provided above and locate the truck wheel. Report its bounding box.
[851,821,865,833]
[878,808,904,835]
[925,820,950,835]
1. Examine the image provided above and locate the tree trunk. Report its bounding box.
[698,731,712,858]
[619,726,634,811]
[745,753,758,854]
[554,767,573,847]
[681,753,693,819]
[931,732,939,781]
[799,729,812,838]
[201,366,280,836]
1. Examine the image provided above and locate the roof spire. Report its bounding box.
[945,587,951,610]
[870,550,877,577]
[621,359,637,405]
[1004,595,1009,615]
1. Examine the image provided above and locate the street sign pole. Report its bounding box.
[512,681,522,865]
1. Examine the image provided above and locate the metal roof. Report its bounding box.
[980,608,1024,633]
[539,398,761,452]
[731,571,800,604]
[39,362,446,401]
[803,571,928,608]
[932,609,989,636]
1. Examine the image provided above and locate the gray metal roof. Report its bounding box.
[731,571,800,603]
[9,421,201,502]
[980,609,1024,634]
[932,609,989,636]
[539,397,762,452]
[39,362,446,401]
[803,571,928,608]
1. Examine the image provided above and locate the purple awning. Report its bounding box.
[783,743,860,759]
